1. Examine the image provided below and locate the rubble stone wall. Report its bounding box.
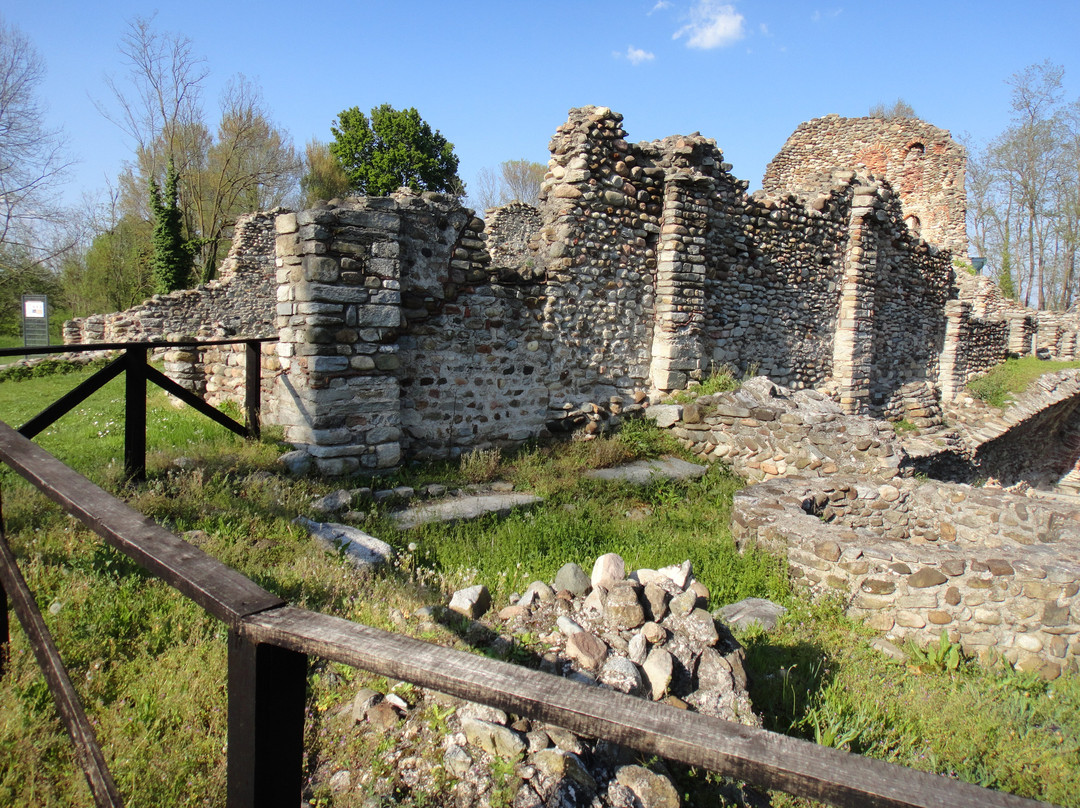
[644,377,904,483]
[271,107,969,470]
[62,108,1080,471]
[62,210,279,344]
[733,475,1080,678]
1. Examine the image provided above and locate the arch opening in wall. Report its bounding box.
[905,215,921,236]
[905,141,925,157]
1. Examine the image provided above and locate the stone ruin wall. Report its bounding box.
[733,475,1080,678]
[59,107,1080,472]
[763,114,968,257]
[266,106,971,472]
[63,210,280,344]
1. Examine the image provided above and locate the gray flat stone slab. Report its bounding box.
[294,516,394,568]
[584,456,707,485]
[715,598,788,632]
[392,493,543,529]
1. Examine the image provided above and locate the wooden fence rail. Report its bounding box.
[0,419,1058,808]
[0,337,275,481]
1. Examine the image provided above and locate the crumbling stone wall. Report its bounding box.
[67,107,1080,469]
[63,210,279,344]
[733,475,1080,678]
[644,377,904,482]
[272,107,969,469]
[950,271,1080,378]
[763,114,967,257]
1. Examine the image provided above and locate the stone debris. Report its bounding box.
[717,598,789,632]
[585,456,708,485]
[308,552,766,805]
[652,378,905,483]
[449,585,492,620]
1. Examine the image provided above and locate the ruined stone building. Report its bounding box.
[64,106,1080,474]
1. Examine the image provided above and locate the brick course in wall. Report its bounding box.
[763,114,968,257]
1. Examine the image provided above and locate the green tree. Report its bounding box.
[148,157,191,293]
[63,215,153,316]
[0,243,62,337]
[329,104,462,196]
[300,138,351,206]
[103,19,300,285]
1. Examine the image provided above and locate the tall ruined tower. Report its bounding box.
[763,114,967,258]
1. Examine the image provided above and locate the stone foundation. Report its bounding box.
[733,475,1080,678]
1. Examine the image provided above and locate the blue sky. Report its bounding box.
[7,1,1080,210]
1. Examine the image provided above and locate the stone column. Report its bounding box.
[1008,313,1035,356]
[937,300,970,402]
[830,189,880,414]
[274,204,404,475]
[649,174,708,393]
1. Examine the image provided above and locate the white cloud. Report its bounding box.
[625,46,656,65]
[673,1,746,49]
[648,1,672,14]
[759,22,769,35]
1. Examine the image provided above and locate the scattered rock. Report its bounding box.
[716,598,788,632]
[392,493,543,529]
[449,585,492,619]
[554,562,592,596]
[592,553,626,588]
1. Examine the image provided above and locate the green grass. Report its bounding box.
[0,373,1076,806]
[744,600,1080,807]
[673,364,742,404]
[0,361,252,486]
[967,356,1080,408]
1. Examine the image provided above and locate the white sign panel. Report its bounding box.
[24,300,45,318]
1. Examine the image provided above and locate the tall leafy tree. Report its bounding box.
[102,18,300,285]
[300,138,351,206]
[330,104,462,196]
[968,61,1075,309]
[148,157,191,293]
[471,159,547,211]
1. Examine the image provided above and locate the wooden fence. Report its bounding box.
[0,337,276,480]
[0,420,1057,808]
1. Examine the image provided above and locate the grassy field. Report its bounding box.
[0,365,1076,806]
[967,356,1080,408]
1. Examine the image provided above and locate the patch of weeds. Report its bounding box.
[967,372,1011,408]
[459,447,502,484]
[489,753,523,808]
[674,364,741,403]
[892,419,918,433]
[906,630,965,674]
[614,416,680,459]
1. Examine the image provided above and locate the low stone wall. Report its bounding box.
[733,475,1080,678]
[969,370,1080,487]
[646,377,905,482]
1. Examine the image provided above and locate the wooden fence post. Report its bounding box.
[123,346,148,482]
[226,629,307,808]
[244,341,261,440]
[0,576,8,678]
